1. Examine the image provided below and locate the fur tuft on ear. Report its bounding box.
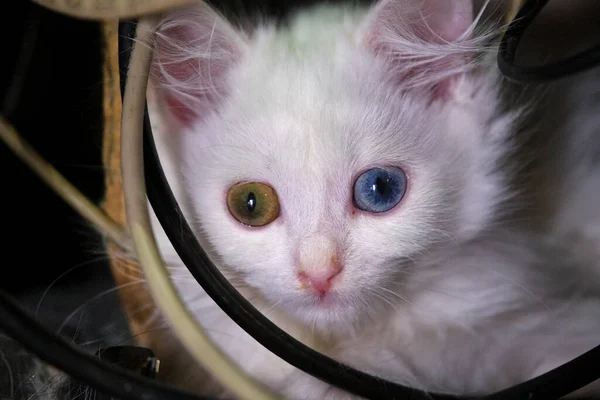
[150,2,245,127]
[362,0,493,99]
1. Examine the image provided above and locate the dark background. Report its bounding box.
[0,4,117,397]
[0,2,106,295]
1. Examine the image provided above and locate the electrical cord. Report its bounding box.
[119,17,280,400]
[0,5,217,400]
[0,4,128,248]
[30,0,198,20]
[0,287,214,400]
[1,1,600,400]
[121,8,600,400]
[498,0,600,83]
[0,9,265,400]
[118,18,460,400]
[0,116,129,247]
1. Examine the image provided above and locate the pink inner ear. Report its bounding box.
[151,5,241,127]
[155,26,201,126]
[365,0,475,100]
[416,0,473,43]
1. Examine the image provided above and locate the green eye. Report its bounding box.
[226,182,280,227]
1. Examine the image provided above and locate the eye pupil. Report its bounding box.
[247,192,256,212]
[353,167,407,214]
[374,177,387,195]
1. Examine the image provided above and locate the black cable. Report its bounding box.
[120,13,600,400]
[0,288,212,400]
[0,3,599,400]
[498,0,600,83]
[486,343,600,400]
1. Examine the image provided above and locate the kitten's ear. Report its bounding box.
[150,2,245,127]
[361,0,476,99]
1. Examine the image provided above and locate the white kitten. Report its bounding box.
[141,0,600,398]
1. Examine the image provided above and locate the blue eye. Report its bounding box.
[353,167,407,213]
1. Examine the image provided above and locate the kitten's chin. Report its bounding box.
[278,292,361,329]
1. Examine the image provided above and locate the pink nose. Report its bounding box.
[297,265,342,295]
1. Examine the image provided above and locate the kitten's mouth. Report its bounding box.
[314,292,336,306]
[300,290,342,309]
[278,289,361,327]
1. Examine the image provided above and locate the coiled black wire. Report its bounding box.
[498,0,600,83]
[0,287,214,400]
[121,0,600,397]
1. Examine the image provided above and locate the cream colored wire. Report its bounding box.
[505,0,524,24]
[119,17,279,400]
[0,115,129,247]
[31,0,198,20]
[2,1,525,398]
[32,0,526,23]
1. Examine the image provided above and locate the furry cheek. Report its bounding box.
[196,201,298,297]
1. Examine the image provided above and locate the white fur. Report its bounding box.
[141,1,600,398]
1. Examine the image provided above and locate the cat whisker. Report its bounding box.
[377,286,414,306]
[57,280,145,335]
[0,348,14,399]
[471,264,551,311]
[70,311,85,344]
[395,281,474,303]
[262,299,283,315]
[365,288,401,313]
[311,317,318,344]
[23,368,66,400]
[35,255,113,319]
[107,326,172,348]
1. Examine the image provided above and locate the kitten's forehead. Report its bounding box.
[224,71,437,175]
[200,2,448,176]
[222,52,434,163]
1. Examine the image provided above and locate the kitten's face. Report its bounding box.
[180,50,504,328]
[152,0,511,329]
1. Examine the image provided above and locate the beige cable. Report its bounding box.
[32,0,525,22]
[31,0,197,20]
[0,115,129,248]
[119,17,279,400]
[4,2,525,399]
[506,0,524,24]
